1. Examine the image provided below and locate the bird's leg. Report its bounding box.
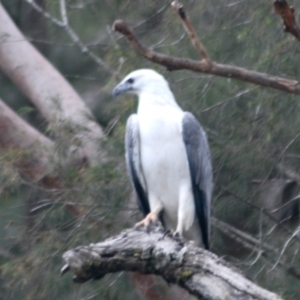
[135,198,163,230]
[173,186,194,242]
[135,211,159,229]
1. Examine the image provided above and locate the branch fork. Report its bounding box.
[171,1,211,65]
[112,2,300,96]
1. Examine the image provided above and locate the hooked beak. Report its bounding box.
[112,82,132,97]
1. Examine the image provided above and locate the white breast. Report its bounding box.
[137,97,195,231]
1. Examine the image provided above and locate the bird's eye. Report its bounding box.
[127,78,134,84]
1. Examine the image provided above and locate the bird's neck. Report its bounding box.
[137,88,180,113]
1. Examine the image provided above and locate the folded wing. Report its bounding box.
[125,114,150,216]
[182,112,213,250]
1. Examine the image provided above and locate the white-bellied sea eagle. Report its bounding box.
[113,69,212,249]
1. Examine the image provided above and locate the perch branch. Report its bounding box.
[112,18,300,96]
[274,0,300,41]
[171,1,211,63]
[62,224,282,300]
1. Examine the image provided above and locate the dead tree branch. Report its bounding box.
[274,0,300,41]
[171,1,211,63]
[112,3,300,96]
[0,3,105,165]
[62,224,283,300]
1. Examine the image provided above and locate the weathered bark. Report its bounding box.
[274,0,300,41]
[62,224,283,300]
[112,11,300,96]
[0,3,105,165]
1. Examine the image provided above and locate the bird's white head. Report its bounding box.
[112,69,170,97]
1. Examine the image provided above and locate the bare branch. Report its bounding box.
[62,224,283,300]
[112,19,300,96]
[24,0,64,26]
[23,0,115,74]
[274,0,300,41]
[271,226,300,271]
[59,0,68,25]
[171,1,211,63]
[201,88,255,113]
[57,0,116,74]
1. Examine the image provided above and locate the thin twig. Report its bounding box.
[212,217,275,253]
[59,0,68,25]
[171,1,211,63]
[24,0,63,26]
[277,163,300,185]
[270,193,300,213]
[201,88,255,112]
[219,185,300,245]
[213,217,300,280]
[58,0,114,74]
[271,226,300,271]
[278,132,300,161]
[24,0,115,75]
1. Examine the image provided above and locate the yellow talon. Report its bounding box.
[135,212,159,228]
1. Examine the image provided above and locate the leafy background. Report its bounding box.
[0,0,300,299]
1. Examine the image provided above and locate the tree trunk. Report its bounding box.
[0,3,105,165]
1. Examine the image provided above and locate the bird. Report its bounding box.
[113,69,212,249]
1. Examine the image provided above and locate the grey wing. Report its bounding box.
[125,114,150,216]
[182,112,212,250]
